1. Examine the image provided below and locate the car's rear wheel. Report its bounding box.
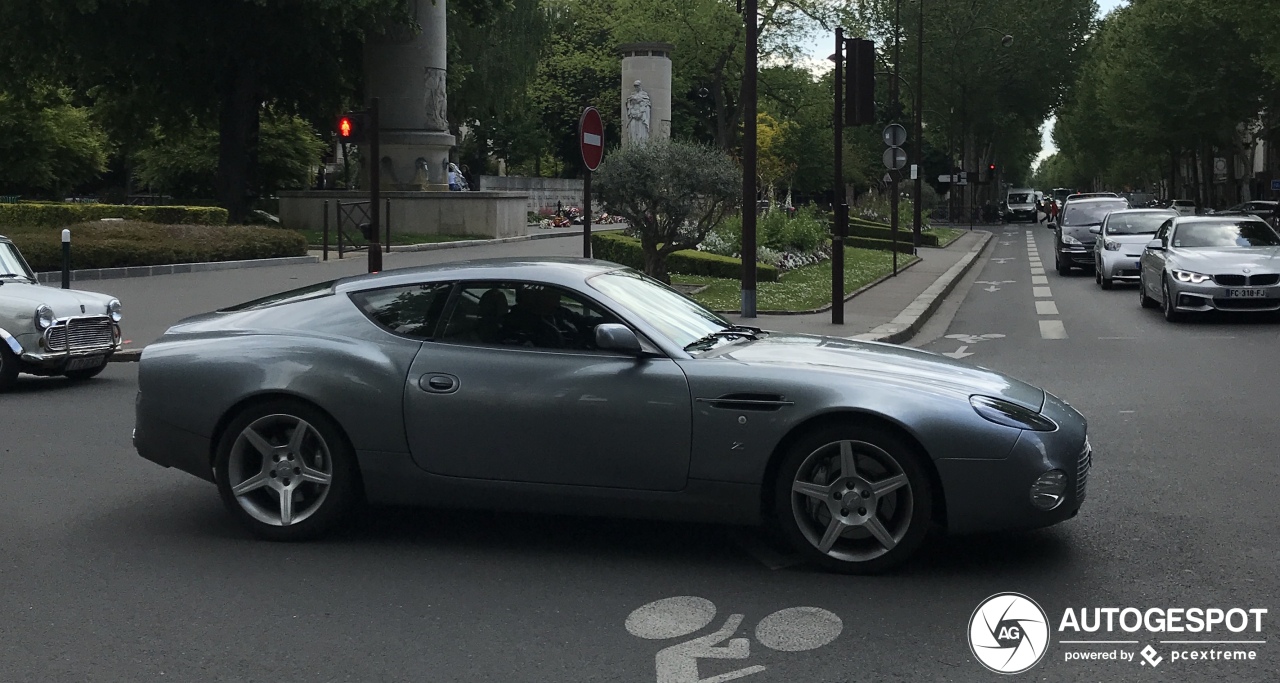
[772,425,932,575]
[0,343,18,392]
[214,400,358,541]
[1161,277,1184,322]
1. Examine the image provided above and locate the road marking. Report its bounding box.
[1099,336,1137,340]
[945,333,1006,343]
[1031,275,1048,285]
[1034,286,1052,297]
[1039,320,1068,339]
[992,257,1016,264]
[1036,301,1058,315]
[943,345,974,358]
[1030,267,1044,275]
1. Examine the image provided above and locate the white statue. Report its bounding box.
[625,80,652,144]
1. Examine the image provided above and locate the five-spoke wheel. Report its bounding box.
[773,425,931,574]
[215,400,357,540]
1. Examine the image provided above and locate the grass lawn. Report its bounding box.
[674,246,919,312]
[292,229,484,247]
[925,226,963,247]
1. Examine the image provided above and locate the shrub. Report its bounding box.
[0,203,228,228]
[847,218,940,247]
[591,232,779,282]
[845,235,916,254]
[10,221,306,271]
[713,205,830,254]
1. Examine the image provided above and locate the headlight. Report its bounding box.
[1030,470,1068,510]
[1171,269,1213,284]
[107,299,122,323]
[1061,234,1082,245]
[969,395,1058,432]
[34,304,54,330]
[1103,239,1120,251]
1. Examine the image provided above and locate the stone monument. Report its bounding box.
[619,43,673,147]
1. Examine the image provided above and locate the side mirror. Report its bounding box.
[595,323,643,353]
[1089,226,1101,235]
[1146,239,1164,251]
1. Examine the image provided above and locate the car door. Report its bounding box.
[402,280,693,491]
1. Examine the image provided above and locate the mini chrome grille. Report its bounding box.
[1076,444,1092,499]
[45,316,115,352]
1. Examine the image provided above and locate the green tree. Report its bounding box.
[593,140,740,282]
[0,88,109,197]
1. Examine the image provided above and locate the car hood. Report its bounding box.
[712,333,1045,411]
[1060,224,1099,243]
[1169,246,1280,270]
[1009,202,1035,209]
[0,281,116,318]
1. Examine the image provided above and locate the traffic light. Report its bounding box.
[845,37,876,127]
[336,112,369,144]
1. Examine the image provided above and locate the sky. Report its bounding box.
[796,0,1129,170]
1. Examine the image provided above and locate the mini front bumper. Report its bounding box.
[1167,279,1280,312]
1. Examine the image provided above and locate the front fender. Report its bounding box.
[0,326,24,355]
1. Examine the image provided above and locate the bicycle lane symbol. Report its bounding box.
[625,596,843,683]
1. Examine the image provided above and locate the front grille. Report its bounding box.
[1248,274,1279,286]
[1117,269,1140,277]
[1212,297,1279,310]
[45,316,115,352]
[1214,274,1246,286]
[1076,444,1092,500]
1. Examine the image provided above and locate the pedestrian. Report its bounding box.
[447,164,462,192]
[1048,199,1059,224]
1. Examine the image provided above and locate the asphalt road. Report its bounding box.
[2,228,1276,682]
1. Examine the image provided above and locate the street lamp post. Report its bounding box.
[912,0,924,250]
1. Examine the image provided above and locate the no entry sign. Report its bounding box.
[580,107,604,171]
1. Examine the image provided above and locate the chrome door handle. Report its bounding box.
[419,374,459,394]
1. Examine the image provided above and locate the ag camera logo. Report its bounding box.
[969,593,1050,674]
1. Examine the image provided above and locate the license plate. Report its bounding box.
[1225,289,1266,298]
[65,355,104,371]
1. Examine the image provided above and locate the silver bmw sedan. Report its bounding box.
[1139,216,1280,321]
[1092,208,1177,289]
[134,258,1091,574]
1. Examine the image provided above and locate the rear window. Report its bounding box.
[1062,201,1128,226]
[1008,193,1032,203]
[349,282,453,339]
[219,280,336,312]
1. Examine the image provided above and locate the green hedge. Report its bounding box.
[0,203,228,228]
[591,232,780,282]
[845,235,916,254]
[848,219,940,247]
[10,222,306,271]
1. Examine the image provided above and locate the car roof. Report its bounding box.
[1172,215,1263,224]
[1107,208,1175,215]
[331,256,629,293]
[1064,196,1127,205]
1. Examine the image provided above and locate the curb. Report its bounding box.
[36,255,319,284]
[851,231,993,344]
[712,254,922,316]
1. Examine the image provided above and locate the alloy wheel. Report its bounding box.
[226,414,334,526]
[790,439,913,563]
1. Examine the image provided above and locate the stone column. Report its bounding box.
[619,43,673,147]
[364,0,455,190]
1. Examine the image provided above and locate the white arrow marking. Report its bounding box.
[984,285,1000,292]
[942,345,974,359]
[944,333,1005,344]
[992,257,1015,264]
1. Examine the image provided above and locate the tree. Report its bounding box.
[594,140,740,282]
[0,88,109,197]
[756,112,795,202]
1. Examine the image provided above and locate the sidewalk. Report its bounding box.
[725,229,992,342]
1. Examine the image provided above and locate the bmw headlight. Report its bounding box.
[1171,269,1213,284]
[1061,234,1082,245]
[34,304,54,330]
[1030,470,1067,510]
[1103,239,1120,251]
[107,299,122,323]
[969,395,1058,432]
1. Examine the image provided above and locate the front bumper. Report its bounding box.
[936,392,1089,534]
[1057,245,1094,267]
[1098,251,1145,281]
[1167,279,1280,312]
[18,317,121,371]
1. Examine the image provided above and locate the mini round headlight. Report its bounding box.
[34,304,54,330]
[107,299,122,323]
[1030,469,1068,510]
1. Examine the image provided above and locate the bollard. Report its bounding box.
[61,229,71,289]
[385,198,391,253]
[322,200,329,261]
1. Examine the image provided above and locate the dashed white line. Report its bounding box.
[1039,320,1068,339]
[1031,275,1048,285]
[1036,300,1059,315]
[1030,267,1045,275]
[1034,286,1052,297]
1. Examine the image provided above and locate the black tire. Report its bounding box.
[1100,274,1113,290]
[1056,252,1071,276]
[1139,274,1158,308]
[771,424,933,575]
[64,361,108,381]
[214,399,359,541]
[1161,277,1184,322]
[1094,268,1102,285]
[0,342,18,393]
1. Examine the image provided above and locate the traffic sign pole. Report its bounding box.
[579,107,604,259]
[832,27,845,325]
[367,98,382,273]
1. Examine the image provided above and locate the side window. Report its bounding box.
[439,281,621,351]
[1156,221,1172,244]
[350,282,453,339]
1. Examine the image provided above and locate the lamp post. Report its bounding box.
[912,0,924,250]
[741,0,758,318]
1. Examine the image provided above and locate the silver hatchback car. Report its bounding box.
[1092,209,1177,289]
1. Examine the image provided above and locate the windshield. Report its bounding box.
[1062,201,1127,226]
[587,269,728,349]
[1008,193,1032,204]
[0,241,35,280]
[1172,221,1280,248]
[1105,213,1172,236]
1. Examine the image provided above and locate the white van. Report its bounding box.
[1003,188,1038,223]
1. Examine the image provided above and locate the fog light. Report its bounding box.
[1030,470,1067,510]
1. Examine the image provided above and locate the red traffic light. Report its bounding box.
[988,163,996,170]
[335,112,368,143]
[339,117,353,138]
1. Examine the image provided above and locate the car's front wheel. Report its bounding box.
[214,399,359,541]
[772,424,932,574]
[1056,251,1071,276]
[0,342,18,392]
[1139,273,1158,308]
[1161,277,1184,322]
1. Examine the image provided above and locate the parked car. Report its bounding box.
[1139,216,1280,321]
[134,258,1091,574]
[1003,188,1038,223]
[1213,200,1277,217]
[1090,209,1178,289]
[1053,196,1130,275]
[0,235,123,391]
[1169,199,1199,216]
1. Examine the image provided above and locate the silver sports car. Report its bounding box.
[1139,216,1280,321]
[1091,208,1177,289]
[134,258,1091,574]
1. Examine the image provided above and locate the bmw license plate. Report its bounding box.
[1225,289,1265,298]
[65,355,104,371]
